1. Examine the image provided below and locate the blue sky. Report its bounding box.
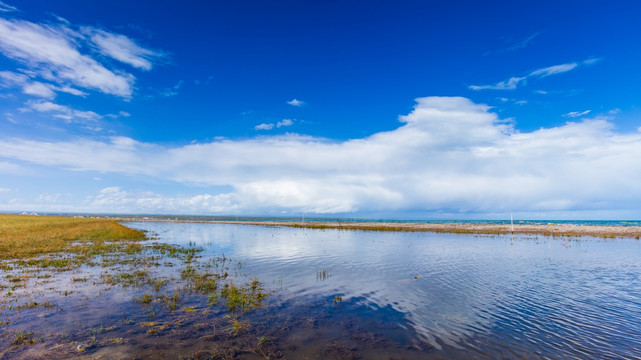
[1,0,641,219]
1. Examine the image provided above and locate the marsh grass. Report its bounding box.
[0,214,145,260]
[0,216,276,358]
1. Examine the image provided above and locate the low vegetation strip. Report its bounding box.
[140,219,641,238]
[284,222,641,238]
[0,214,146,259]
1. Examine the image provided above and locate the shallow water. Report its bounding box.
[2,222,641,359]
[130,222,641,359]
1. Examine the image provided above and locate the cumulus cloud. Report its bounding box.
[469,59,597,91]
[287,99,304,107]
[1,96,640,215]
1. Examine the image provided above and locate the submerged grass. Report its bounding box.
[0,215,275,358]
[0,214,146,260]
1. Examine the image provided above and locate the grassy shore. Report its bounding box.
[0,214,146,259]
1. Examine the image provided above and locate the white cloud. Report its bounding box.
[287,99,304,107]
[485,32,543,56]
[83,28,164,70]
[57,85,87,97]
[469,76,526,90]
[529,63,578,77]
[0,15,163,100]
[255,123,275,130]
[469,59,593,91]
[0,187,11,192]
[503,32,541,52]
[0,70,27,84]
[496,97,527,105]
[0,1,17,12]
[0,71,88,99]
[255,119,294,131]
[0,18,135,98]
[0,161,22,173]
[36,193,62,203]
[277,119,293,127]
[0,71,53,98]
[83,187,238,214]
[1,96,640,215]
[563,110,591,118]
[22,100,101,123]
[105,111,131,119]
[22,81,56,98]
[5,112,17,124]
[160,80,183,97]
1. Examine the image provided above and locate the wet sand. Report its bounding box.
[132,219,641,238]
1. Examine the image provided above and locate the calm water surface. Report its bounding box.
[127,222,641,359]
[3,222,641,359]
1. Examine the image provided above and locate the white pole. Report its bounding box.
[511,213,514,233]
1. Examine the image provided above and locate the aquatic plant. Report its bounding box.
[220,280,267,314]
[134,293,154,304]
[229,318,250,336]
[11,330,37,346]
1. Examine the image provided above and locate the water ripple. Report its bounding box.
[131,222,641,359]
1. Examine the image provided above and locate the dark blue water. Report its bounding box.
[128,222,641,359]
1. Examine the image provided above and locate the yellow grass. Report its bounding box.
[0,214,145,259]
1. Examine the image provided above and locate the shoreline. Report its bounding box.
[124,219,641,238]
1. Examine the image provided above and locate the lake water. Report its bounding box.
[2,221,641,359]
[127,222,641,359]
